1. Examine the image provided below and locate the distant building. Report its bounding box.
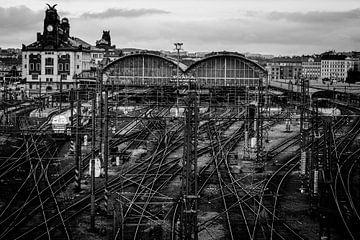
[96,31,114,49]
[22,4,92,96]
[0,65,22,85]
[266,62,302,81]
[167,51,188,58]
[0,49,21,67]
[244,52,274,60]
[92,30,122,65]
[122,48,143,56]
[320,55,356,82]
[302,57,321,80]
[90,47,105,66]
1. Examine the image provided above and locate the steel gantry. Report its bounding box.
[299,75,310,193]
[180,87,199,240]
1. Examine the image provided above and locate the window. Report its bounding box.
[60,74,67,80]
[45,58,54,66]
[24,55,27,59]
[76,65,79,69]
[45,67,54,75]
[29,84,32,89]
[32,74,38,80]
[77,55,80,59]
[30,63,34,71]
[65,63,69,71]
[58,63,63,71]
[24,64,27,69]
[36,63,40,71]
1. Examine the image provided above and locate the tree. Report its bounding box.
[346,68,360,83]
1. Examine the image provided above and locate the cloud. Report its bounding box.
[80,8,170,19]
[2,4,360,55]
[267,8,360,24]
[75,11,360,55]
[0,5,43,31]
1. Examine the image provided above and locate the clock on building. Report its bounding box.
[47,25,54,32]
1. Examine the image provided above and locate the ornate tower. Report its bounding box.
[96,31,113,48]
[43,4,60,47]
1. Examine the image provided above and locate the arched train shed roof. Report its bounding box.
[101,51,267,87]
[185,51,267,75]
[103,51,187,73]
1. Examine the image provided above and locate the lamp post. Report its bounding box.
[174,43,183,90]
[174,43,183,116]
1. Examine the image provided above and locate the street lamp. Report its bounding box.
[174,43,183,117]
[174,42,183,89]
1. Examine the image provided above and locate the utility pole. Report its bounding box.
[98,67,104,161]
[90,91,96,231]
[2,78,5,101]
[299,75,310,193]
[265,73,271,118]
[69,89,75,187]
[255,77,264,170]
[180,84,199,240]
[39,77,42,109]
[75,89,82,192]
[319,116,332,240]
[310,100,320,208]
[60,76,63,110]
[104,82,109,213]
[244,86,250,160]
[286,80,294,132]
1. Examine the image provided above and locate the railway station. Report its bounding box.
[1,4,360,240]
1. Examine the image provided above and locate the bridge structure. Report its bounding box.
[269,79,360,106]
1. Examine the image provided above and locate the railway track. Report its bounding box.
[330,111,360,239]
[0,106,159,239]
[3,96,360,240]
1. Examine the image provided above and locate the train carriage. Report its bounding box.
[51,102,92,135]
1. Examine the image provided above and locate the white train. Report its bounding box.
[51,103,92,134]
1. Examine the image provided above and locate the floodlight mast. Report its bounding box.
[174,43,183,113]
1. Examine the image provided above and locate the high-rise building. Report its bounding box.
[22,4,92,96]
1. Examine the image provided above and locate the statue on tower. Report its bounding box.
[96,31,115,49]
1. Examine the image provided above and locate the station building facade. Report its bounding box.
[22,5,93,96]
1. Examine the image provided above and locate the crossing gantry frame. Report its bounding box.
[180,86,199,240]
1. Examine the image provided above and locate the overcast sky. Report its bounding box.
[1,0,360,55]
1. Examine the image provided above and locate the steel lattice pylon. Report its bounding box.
[180,87,199,240]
